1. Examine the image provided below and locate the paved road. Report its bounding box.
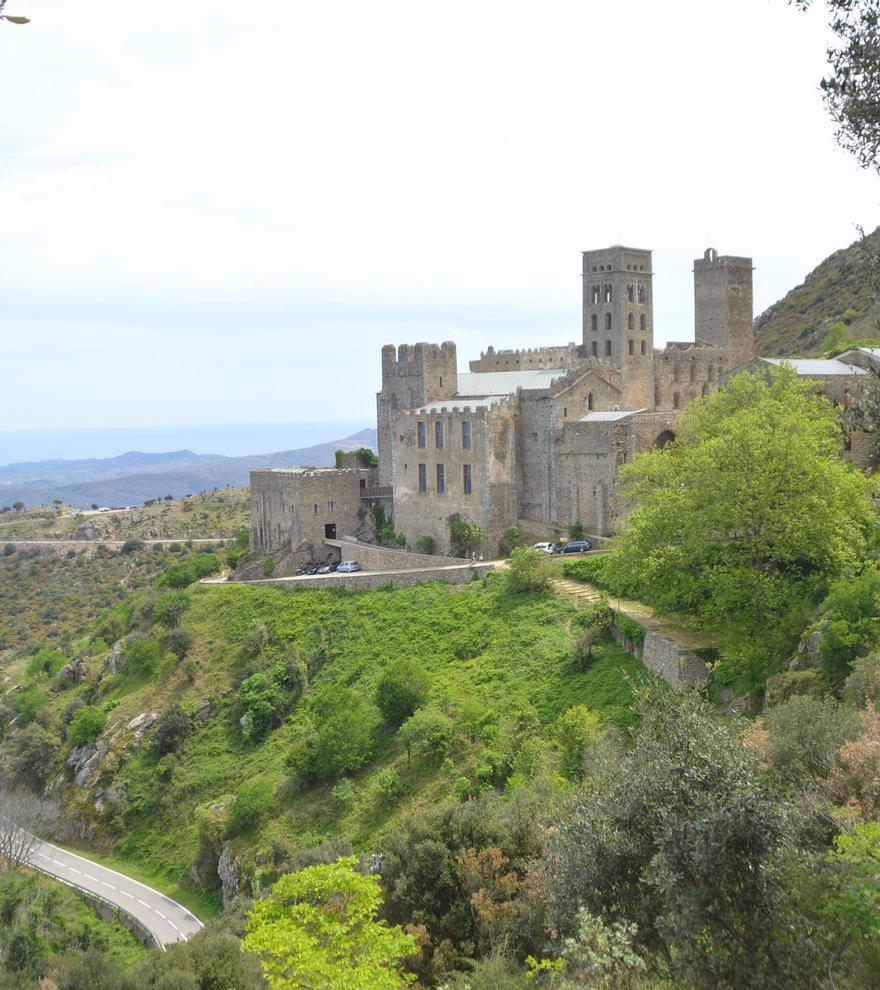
[24,836,203,946]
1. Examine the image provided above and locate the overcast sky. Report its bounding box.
[1,0,878,443]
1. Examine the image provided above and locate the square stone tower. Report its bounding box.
[693,248,755,371]
[582,246,655,409]
[376,342,458,485]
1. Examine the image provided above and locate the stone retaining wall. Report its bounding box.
[254,562,494,592]
[325,537,463,571]
[612,624,709,689]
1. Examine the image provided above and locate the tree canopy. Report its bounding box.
[603,366,874,680]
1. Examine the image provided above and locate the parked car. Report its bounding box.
[336,560,362,573]
[316,560,340,574]
[533,542,556,554]
[298,562,320,575]
[555,539,593,554]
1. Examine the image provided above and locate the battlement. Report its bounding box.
[694,247,753,271]
[469,342,582,372]
[381,341,457,374]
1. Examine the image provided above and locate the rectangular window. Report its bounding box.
[418,463,427,493]
[462,420,472,449]
[313,504,318,515]
[463,463,472,494]
[436,463,445,494]
[417,421,426,448]
[435,420,444,448]
[326,501,335,513]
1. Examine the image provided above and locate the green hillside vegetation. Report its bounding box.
[755,225,880,356]
[0,487,249,542]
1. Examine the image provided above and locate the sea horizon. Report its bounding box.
[0,421,373,467]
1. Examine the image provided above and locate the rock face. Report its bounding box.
[56,658,87,688]
[217,842,240,911]
[127,711,158,743]
[104,637,129,676]
[790,622,826,671]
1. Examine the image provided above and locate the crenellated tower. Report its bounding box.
[376,342,458,485]
[582,246,655,409]
[693,248,755,371]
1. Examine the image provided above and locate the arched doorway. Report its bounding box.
[655,430,676,448]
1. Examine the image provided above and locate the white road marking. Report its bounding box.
[102,881,116,890]
[84,874,100,883]
[68,867,82,875]
[155,910,167,920]
[38,853,50,861]
[52,858,65,866]
[137,899,151,908]
[120,890,134,899]
[169,920,179,931]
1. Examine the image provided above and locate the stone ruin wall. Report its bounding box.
[468,343,583,372]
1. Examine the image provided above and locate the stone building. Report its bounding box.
[250,243,868,560]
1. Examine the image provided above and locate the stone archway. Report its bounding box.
[655,430,676,448]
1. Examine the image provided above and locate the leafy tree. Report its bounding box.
[794,0,880,171]
[228,778,276,835]
[553,705,603,778]
[356,447,379,468]
[164,626,194,660]
[152,591,191,629]
[397,706,455,763]
[239,671,287,741]
[67,706,107,747]
[299,688,378,782]
[150,704,191,757]
[7,724,59,790]
[603,366,873,688]
[568,520,584,541]
[375,659,430,727]
[505,547,551,593]
[11,502,23,512]
[414,535,436,555]
[816,569,880,688]
[242,856,418,989]
[450,517,483,557]
[123,637,162,677]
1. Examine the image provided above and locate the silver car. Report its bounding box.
[336,560,362,573]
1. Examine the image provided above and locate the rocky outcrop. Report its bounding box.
[217,842,240,911]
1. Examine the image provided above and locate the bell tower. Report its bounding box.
[582,245,655,409]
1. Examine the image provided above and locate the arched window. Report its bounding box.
[587,392,594,410]
[591,286,600,304]
[591,341,598,357]
[591,314,598,332]
[673,364,681,383]
[640,340,646,355]
[689,364,696,383]
[701,384,709,397]
[673,392,680,409]
[654,385,661,406]
[626,283,634,302]
[638,284,646,303]
[605,312,612,331]
[640,313,646,332]
[604,284,613,303]
[708,364,715,381]
[605,340,612,356]
[627,312,634,330]
[628,339,634,355]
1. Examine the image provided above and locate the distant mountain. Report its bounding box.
[756,226,880,357]
[0,428,377,509]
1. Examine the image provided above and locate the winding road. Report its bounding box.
[23,836,203,946]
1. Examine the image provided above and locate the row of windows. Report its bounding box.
[590,312,648,332]
[589,284,648,305]
[588,339,648,358]
[418,463,472,495]
[312,500,349,514]
[417,419,472,450]
[671,364,716,383]
[589,264,647,273]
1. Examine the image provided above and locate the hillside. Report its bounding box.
[755,226,880,356]
[0,428,377,509]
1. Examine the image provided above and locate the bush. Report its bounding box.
[159,552,222,589]
[506,547,551,593]
[375,658,430,727]
[398,706,455,763]
[500,525,522,556]
[12,683,49,723]
[120,539,144,554]
[762,694,861,785]
[238,671,287,742]
[450,517,483,557]
[554,705,603,778]
[615,614,645,651]
[25,647,67,679]
[262,557,275,577]
[568,520,585,541]
[164,626,194,660]
[67,705,107,747]
[150,704,191,757]
[123,637,162,677]
[9,723,59,790]
[562,555,609,586]
[415,536,436,555]
[818,570,880,689]
[300,687,378,782]
[842,652,880,708]
[370,766,403,806]
[228,778,276,835]
[152,591,191,629]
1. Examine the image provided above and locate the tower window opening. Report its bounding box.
[563,407,567,418]
[673,392,680,409]
[673,364,681,383]
[605,312,612,331]
[641,340,646,355]
[605,340,612,357]
[640,313,646,332]
[638,284,646,303]
[587,392,594,410]
[708,365,715,381]
[626,284,634,302]
[628,339,634,355]
[591,341,598,357]
[591,314,598,332]
[591,286,600,304]
[604,284,613,303]
[628,312,634,330]
[689,364,696,383]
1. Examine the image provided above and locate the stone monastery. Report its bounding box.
[251,245,869,560]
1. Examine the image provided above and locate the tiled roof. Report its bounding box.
[762,358,867,376]
[455,368,569,397]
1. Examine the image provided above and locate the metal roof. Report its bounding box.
[579,409,648,422]
[763,358,866,376]
[455,368,569,397]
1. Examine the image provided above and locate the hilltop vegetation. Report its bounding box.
[756,225,880,356]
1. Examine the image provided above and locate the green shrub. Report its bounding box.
[762,694,861,784]
[163,626,194,660]
[25,647,67,679]
[842,652,880,707]
[615,614,645,651]
[554,705,603,778]
[370,766,403,806]
[817,570,880,689]
[506,546,551,593]
[302,687,378,782]
[398,706,455,763]
[239,671,287,742]
[12,683,49,723]
[375,658,430,727]
[159,552,222,589]
[500,525,523,556]
[262,557,275,577]
[152,591,191,629]
[450,517,483,557]
[150,704,191,757]
[415,535,436,555]
[569,520,585,541]
[562,555,609,586]
[123,637,162,677]
[67,705,107,747]
[228,778,276,835]
[9,723,59,789]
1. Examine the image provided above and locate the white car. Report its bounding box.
[533,542,555,554]
[336,560,362,573]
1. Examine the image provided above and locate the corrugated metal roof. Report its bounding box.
[579,409,647,422]
[455,368,568,397]
[763,358,866,376]
[418,396,507,412]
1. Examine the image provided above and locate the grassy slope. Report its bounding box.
[0,487,249,542]
[66,580,650,906]
[756,225,880,357]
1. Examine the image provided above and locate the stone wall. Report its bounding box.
[694,249,755,372]
[612,624,709,688]
[653,342,726,411]
[253,562,494,592]
[469,343,582,372]
[325,537,463,570]
[250,468,376,554]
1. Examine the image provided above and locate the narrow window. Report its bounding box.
[439,376,443,387]
[605,340,612,356]
[627,283,634,302]
[673,392,680,409]
[604,284,613,303]
[702,384,709,397]
[463,464,472,494]
[591,285,600,304]
[640,313,646,332]
[640,340,646,355]
[360,478,366,490]
[638,284,646,303]
[313,504,318,515]
[689,364,696,383]
[628,339,634,355]
[587,392,594,410]
[673,364,681,383]
[591,341,598,357]
[435,420,444,448]
[462,420,472,449]
[708,364,715,382]
[563,407,567,418]
[628,312,634,330]
[418,463,427,493]
[327,500,334,513]
[605,312,612,331]
[591,314,598,332]
[436,463,445,494]
[417,421,426,448]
